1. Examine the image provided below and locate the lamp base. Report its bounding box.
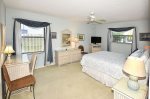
[127,75,139,91]
[6,54,12,64]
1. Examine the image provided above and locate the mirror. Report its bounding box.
[62,29,71,47]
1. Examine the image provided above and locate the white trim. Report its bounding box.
[34,63,55,69]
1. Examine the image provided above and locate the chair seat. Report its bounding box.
[81,52,88,55]
[10,75,36,91]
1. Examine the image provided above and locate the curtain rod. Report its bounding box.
[12,18,51,24]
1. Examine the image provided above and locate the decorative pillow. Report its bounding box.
[130,49,144,57]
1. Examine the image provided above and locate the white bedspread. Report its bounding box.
[81,51,127,80]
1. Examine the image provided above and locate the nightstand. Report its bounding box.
[90,44,101,53]
[112,78,148,99]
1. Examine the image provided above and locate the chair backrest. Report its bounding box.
[29,54,37,74]
[2,65,12,88]
[78,45,84,52]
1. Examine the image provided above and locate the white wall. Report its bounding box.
[5,8,94,68]
[0,0,6,50]
[0,0,5,97]
[95,20,150,55]
[0,0,5,24]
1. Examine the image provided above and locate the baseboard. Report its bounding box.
[35,63,56,69]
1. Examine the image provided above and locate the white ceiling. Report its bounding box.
[3,0,149,23]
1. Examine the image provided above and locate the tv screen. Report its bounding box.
[91,36,101,44]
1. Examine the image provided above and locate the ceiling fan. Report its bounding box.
[86,12,106,24]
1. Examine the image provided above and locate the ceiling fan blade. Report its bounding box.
[86,21,90,24]
[87,21,93,24]
[94,21,103,24]
[97,19,106,22]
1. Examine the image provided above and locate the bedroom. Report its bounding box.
[0,0,150,99]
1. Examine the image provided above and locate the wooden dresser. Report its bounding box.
[55,49,81,66]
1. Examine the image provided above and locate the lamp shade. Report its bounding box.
[4,45,15,54]
[68,37,79,43]
[123,56,146,77]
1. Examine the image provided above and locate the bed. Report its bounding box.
[81,51,149,87]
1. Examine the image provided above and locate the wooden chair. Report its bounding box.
[2,65,36,99]
[78,45,88,55]
[29,54,37,75]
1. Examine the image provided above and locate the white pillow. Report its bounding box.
[144,49,150,58]
[140,55,148,63]
[140,49,150,63]
[130,49,143,57]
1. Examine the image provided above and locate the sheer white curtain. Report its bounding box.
[131,29,136,52]
[14,22,22,55]
[45,26,52,64]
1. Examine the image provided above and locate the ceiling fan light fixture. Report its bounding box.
[90,11,95,15]
[86,12,106,24]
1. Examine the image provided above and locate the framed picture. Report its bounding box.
[51,32,57,39]
[62,33,71,46]
[78,34,85,41]
[139,33,150,41]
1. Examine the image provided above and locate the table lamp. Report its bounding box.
[68,37,79,48]
[4,45,15,63]
[123,56,146,91]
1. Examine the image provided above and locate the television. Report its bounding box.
[91,36,101,44]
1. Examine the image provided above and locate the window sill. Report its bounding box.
[22,51,45,54]
[112,42,132,45]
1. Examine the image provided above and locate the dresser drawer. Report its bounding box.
[55,49,82,66]
[57,56,70,65]
[71,55,81,62]
[57,51,69,57]
[71,51,81,55]
[92,48,101,52]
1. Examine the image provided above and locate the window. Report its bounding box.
[21,24,45,53]
[112,29,133,44]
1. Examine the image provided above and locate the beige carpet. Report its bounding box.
[10,62,113,99]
